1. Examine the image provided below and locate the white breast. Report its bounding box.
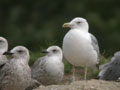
[45,56,64,77]
[63,29,97,67]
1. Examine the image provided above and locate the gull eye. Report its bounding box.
[76,21,81,24]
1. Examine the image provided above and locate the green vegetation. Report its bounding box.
[63,60,72,73]
[0,0,120,54]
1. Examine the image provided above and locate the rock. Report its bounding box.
[34,79,120,90]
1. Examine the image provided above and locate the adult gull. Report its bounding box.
[62,17,100,81]
[98,51,120,81]
[32,46,64,85]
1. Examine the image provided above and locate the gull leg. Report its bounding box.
[83,67,88,89]
[72,66,75,82]
[84,67,87,81]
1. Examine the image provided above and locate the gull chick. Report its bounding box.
[62,17,100,81]
[0,37,8,65]
[32,46,64,85]
[98,51,120,81]
[0,46,37,90]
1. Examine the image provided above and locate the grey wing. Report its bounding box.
[31,57,42,78]
[98,64,120,80]
[31,56,46,79]
[32,57,42,69]
[0,62,11,87]
[90,34,100,59]
[98,55,120,80]
[0,62,6,84]
[32,56,47,71]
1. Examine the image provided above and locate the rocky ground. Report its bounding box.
[34,79,120,90]
[34,68,120,90]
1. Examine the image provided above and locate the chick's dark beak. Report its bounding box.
[3,51,13,55]
[41,50,49,54]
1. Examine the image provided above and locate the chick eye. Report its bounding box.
[52,49,57,52]
[17,50,23,53]
[76,21,81,24]
[0,40,3,43]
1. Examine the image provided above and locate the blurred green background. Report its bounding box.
[0,0,120,68]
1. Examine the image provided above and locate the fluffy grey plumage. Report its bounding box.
[0,37,8,66]
[32,46,64,85]
[0,46,36,90]
[98,51,120,80]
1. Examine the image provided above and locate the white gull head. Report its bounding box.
[63,17,89,31]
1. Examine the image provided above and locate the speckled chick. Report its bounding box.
[0,46,33,90]
[32,46,64,85]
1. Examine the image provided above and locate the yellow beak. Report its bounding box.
[62,23,72,28]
